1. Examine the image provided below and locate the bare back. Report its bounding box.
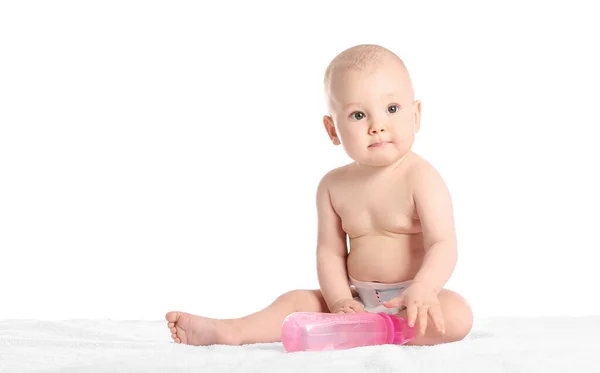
[328,152,426,284]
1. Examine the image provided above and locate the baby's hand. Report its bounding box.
[382,282,445,336]
[330,298,365,314]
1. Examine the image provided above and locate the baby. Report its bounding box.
[166,44,473,347]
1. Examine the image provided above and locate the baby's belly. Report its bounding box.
[346,233,425,284]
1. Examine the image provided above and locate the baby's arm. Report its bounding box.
[315,173,354,311]
[410,162,459,294]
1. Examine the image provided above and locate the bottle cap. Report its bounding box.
[377,312,417,345]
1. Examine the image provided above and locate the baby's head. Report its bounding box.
[323,44,421,167]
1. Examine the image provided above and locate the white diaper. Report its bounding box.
[350,276,412,315]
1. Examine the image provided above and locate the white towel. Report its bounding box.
[1,316,599,372]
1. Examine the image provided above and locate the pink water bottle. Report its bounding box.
[281,311,417,352]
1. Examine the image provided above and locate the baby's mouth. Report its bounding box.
[368,141,392,148]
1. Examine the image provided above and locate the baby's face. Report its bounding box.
[324,61,420,167]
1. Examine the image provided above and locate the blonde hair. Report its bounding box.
[323,44,413,99]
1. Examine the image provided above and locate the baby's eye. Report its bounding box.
[387,105,400,113]
[350,111,365,120]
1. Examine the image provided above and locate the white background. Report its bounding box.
[1,0,599,321]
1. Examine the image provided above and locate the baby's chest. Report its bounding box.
[331,188,421,237]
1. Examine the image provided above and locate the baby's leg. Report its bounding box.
[401,288,473,346]
[166,289,328,346]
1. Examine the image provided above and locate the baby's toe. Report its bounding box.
[165,311,179,323]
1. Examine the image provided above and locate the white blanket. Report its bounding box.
[1,316,598,372]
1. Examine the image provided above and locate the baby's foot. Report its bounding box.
[165,311,243,346]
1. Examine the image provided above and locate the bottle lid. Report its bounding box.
[377,312,417,345]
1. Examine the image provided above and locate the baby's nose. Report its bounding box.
[369,126,385,134]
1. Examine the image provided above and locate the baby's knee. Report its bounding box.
[443,290,473,341]
[454,305,473,341]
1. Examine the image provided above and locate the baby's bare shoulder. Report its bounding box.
[315,164,353,206]
[405,154,449,193]
[406,153,435,174]
[318,163,353,187]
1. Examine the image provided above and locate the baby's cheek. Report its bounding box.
[338,132,361,147]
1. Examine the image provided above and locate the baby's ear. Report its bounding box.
[412,100,422,133]
[323,115,341,145]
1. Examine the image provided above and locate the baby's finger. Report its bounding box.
[406,302,418,328]
[418,306,429,336]
[428,304,446,334]
[350,304,366,313]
